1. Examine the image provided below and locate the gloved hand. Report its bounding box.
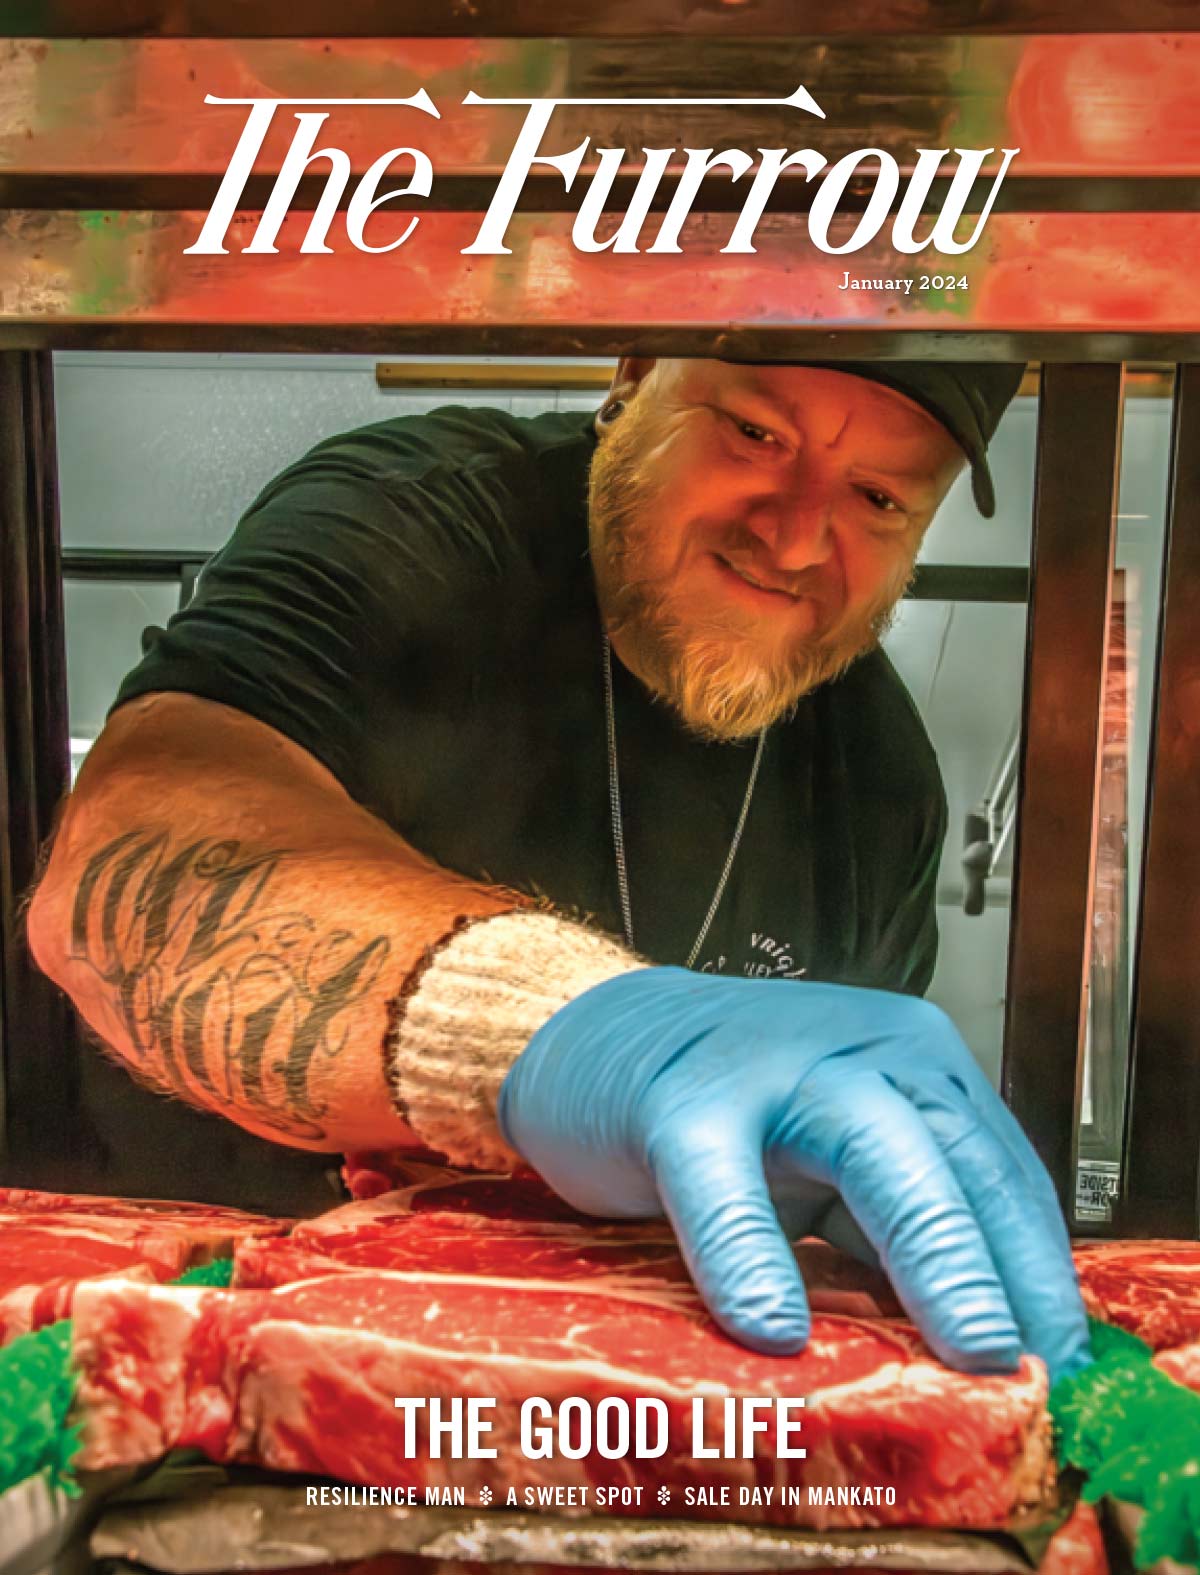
[498,967,1091,1384]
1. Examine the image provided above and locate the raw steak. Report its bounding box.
[1072,1238,1200,1391]
[361,1183,1200,1404]
[1073,1239,1200,1348]
[235,1163,903,1322]
[72,1189,1055,1530]
[0,1186,287,1343]
[1155,1343,1200,1391]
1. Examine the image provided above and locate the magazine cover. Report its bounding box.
[1,9,1199,1575]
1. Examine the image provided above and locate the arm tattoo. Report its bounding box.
[69,831,390,1142]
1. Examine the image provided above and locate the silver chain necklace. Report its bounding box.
[603,633,767,969]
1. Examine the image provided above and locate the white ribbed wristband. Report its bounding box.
[387,910,645,1171]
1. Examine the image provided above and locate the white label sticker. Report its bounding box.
[1075,1159,1121,1223]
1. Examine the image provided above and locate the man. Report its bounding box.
[28,357,1090,1385]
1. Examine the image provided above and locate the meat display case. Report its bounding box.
[1,4,1199,1238]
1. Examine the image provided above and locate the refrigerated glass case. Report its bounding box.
[1,9,1198,1234]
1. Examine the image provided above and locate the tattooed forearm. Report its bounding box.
[68,830,390,1141]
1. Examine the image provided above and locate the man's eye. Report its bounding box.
[860,486,901,514]
[727,415,780,448]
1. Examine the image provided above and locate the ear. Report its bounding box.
[595,357,656,440]
[607,356,656,402]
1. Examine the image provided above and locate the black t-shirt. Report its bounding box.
[115,405,947,995]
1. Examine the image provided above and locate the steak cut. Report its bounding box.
[1073,1238,1200,1346]
[325,1166,1200,1398]
[0,1186,287,1344]
[1072,1238,1200,1390]
[72,1162,1055,1531]
[72,1269,1052,1530]
[234,1163,903,1323]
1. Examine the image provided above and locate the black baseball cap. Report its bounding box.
[795,361,1026,518]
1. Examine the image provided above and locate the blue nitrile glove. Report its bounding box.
[497,968,1091,1384]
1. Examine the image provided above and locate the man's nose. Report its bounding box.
[744,486,835,571]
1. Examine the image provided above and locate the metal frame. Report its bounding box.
[11,2,1200,35]
[11,177,1200,216]
[0,351,80,1188]
[1121,365,1200,1236]
[1001,365,1124,1215]
[5,33,1200,347]
[57,550,1030,608]
[15,328,1200,361]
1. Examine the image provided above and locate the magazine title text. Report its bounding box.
[186,88,1018,260]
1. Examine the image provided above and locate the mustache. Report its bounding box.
[710,523,828,599]
[717,551,826,602]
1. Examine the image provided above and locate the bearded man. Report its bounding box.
[28,357,1091,1384]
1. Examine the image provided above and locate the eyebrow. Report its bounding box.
[854,461,949,486]
[731,377,950,485]
[729,374,792,412]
